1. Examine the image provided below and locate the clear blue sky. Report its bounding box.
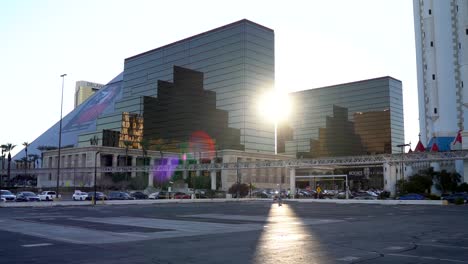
[1,0,418,156]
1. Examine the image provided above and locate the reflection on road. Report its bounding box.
[253,203,324,264]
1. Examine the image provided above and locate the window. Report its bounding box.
[430,41,433,47]
[429,9,431,15]
[432,74,435,80]
[424,64,427,70]
[466,29,468,35]
[434,108,438,114]
[462,81,464,88]
[460,43,462,49]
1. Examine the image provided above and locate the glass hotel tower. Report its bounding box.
[78,19,275,153]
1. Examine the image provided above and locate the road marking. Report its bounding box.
[181,214,344,225]
[388,253,468,263]
[336,256,359,261]
[0,214,344,245]
[385,246,406,250]
[21,243,53,248]
[417,243,468,250]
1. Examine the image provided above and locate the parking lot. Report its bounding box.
[0,201,467,263]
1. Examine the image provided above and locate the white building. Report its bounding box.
[413,0,468,145]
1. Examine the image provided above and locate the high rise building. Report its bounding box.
[74,81,104,108]
[78,19,275,153]
[280,77,404,157]
[413,0,468,145]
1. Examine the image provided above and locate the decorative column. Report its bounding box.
[210,159,216,190]
[131,156,137,178]
[289,167,296,199]
[112,154,118,168]
[148,158,155,188]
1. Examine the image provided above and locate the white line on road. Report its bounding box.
[388,253,468,263]
[417,243,468,250]
[21,243,53,248]
[336,256,359,261]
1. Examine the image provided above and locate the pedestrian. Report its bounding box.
[316,184,322,199]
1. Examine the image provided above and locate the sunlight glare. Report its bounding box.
[258,89,291,123]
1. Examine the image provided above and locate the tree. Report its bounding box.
[433,170,461,194]
[228,183,250,198]
[398,170,433,195]
[122,140,132,181]
[22,142,30,175]
[2,143,16,182]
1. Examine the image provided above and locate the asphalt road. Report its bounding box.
[0,201,467,264]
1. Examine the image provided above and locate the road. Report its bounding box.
[0,201,467,264]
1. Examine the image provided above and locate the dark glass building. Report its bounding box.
[78,19,275,153]
[142,66,243,151]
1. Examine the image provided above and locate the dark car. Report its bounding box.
[108,191,135,200]
[16,191,40,202]
[442,193,468,203]
[85,192,108,201]
[130,191,148,199]
[398,193,425,200]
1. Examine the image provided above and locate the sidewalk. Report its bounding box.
[0,198,448,207]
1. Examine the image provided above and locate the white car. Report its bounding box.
[148,192,160,199]
[0,190,16,202]
[38,191,60,201]
[72,192,88,201]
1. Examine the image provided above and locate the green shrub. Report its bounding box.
[426,194,440,200]
[454,198,465,205]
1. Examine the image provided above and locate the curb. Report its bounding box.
[0,198,271,208]
[0,198,448,208]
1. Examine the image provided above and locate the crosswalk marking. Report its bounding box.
[0,214,342,245]
[181,213,344,225]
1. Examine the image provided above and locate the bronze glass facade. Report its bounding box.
[280,76,404,158]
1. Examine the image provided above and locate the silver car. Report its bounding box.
[0,190,16,202]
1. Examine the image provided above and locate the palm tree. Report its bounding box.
[123,140,132,181]
[140,138,150,166]
[2,143,16,183]
[23,142,30,176]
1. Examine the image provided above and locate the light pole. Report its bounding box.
[94,151,100,205]
[56,73,66,198]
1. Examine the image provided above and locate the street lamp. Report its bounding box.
[94,151,100,205]
[56,73,66,198]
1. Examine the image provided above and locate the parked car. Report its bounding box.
[0,190,16,202]
[173,192,191,199]
[130,191,148,199]
[157,191,173,199]
[441,193,468,203]
[108,191,135,200]
[398,193,426,200]
[38,191,60,201]
[353,191,378,200]
[148,192,160,199]
[16,192,40,202]
[85,192,108,201]
[72,192,88,201]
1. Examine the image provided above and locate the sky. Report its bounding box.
[0,0,418,157]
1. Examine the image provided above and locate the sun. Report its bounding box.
[258,89,291,123]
